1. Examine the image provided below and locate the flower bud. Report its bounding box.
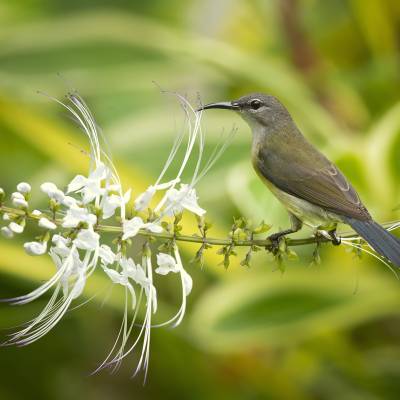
[12,197,28,209]
[9,222,24,234]
[0,188,5,203]
[40,182,65,202]
[11,192,24,200]
[40,182,58,196]
[11,192,28,208]
[1,226,14,239]
[17,182,31,194]
[24,241,47,256]
[39,217,57,230]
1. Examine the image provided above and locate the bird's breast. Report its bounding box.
[251,142,340,229]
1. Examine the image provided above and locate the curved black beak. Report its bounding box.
[197,101,240,112]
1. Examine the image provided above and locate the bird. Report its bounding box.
[198,93,400,266]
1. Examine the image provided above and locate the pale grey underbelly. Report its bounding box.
[265,180,342,229]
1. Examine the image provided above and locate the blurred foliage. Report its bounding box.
[0,0,400,399]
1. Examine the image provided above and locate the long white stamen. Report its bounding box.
[2,90,215,379]
[4,247,73,305]
[154,95,202,212]
[154,113,188,186]
[341,239,399,279]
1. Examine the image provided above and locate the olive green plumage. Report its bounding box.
[199,93,400,266]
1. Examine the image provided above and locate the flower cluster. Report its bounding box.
[1,92,400,381]
[0,92,221,379]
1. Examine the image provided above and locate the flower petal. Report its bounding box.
[67,175,87,193]
[122,217,144,240]
[182,269,193,296]
[17,182,31,194]
[99,245,116,265]
[134,186,156,211]
[39,217,57,230]
[24,241,47,256]
[74,227,100,251]
[155,253,180,275]
[143,222,163,233]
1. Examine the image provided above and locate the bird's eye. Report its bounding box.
[250,99,262,110]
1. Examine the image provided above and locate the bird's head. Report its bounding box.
[198,93,292,131]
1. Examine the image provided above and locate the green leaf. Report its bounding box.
[189,270,400,352]
[253,221,272,235]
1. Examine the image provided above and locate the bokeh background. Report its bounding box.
[1,0,400,399]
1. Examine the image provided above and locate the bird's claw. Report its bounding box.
[330,235,341,246]
[266,233,284,254]
[328,230,341,246]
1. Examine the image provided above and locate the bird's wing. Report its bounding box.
[256,146,370,220]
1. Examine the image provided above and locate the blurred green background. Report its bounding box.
[1,0,400,399]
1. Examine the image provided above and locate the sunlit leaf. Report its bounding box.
[189,269,400,352]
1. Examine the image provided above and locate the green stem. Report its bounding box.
[1,205,398,248]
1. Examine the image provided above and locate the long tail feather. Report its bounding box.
[344,217,400,267]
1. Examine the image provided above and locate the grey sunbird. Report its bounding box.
[198,93,400,266]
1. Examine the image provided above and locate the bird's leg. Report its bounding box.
[267,214,303,252]
[328,227,341,246]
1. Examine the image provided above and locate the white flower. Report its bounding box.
[98,245,116,265]
[24,241,47,256]
[107,184,121,192]
[122,216,163,240]
[164,184,205,216]
[17,182,31,194]
[11,192,28,208]
[134,179,180,211]
[52,234,69,246]
[11,192,24,200]
[68,163,109,204]
[61,196,78,208]
[155,253,180,275]
[134,186,156,211]
[50,247,86,299]
[9,222,24,234]
[102,189,131,219]
[122,216,145,240]
[143,221,163,233]
[62,204,97,228]
[12,197,28,208]
[51,234,71,257]
[121,257,149,288]
[102,263,137,308]
[67,174,86,193]
[1,91,210,377]
[40,182,57,195]
[40,182,65,202]
[156,251,192,296]
[70,272,86,300]
[39,217,57,230]
[119,257,156,307]
[181,269,193,296]
[103,266,128,285]
[3,213,10,221]
[1,226,14,238]
[73,227,100,251]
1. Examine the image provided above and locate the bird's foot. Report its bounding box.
[266,232,286,254]
[313,231,324,244]
[328,229,341,246]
